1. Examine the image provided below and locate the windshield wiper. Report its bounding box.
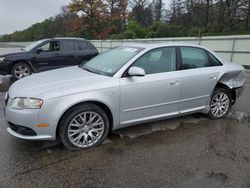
[82,66,109,76]
[82,66,99,74]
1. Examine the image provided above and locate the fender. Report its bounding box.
[10,60,37,73]
[37,89,120,139]
[217,70,245,89]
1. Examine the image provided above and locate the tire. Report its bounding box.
[59,103,110,150]
[207,87,232,119]
[11,62,32,79]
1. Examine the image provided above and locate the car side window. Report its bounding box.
[180,47,209,69]
[39,41,60,52]
[133,47,176,75]
[64,41,75,50]
[208,52,222,66]
[75,41,87,50]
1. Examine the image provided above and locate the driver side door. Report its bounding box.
[34,40,64,71]
[120,47,181,127]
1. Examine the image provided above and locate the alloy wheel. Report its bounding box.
[210,92,230,118]
[67,111,105,148]
[14,65,31,79]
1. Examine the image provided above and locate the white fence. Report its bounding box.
[91,35,250,66]
[1,35,250,66]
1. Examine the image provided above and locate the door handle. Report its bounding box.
[170,80,179,85]
[210,75,217,79]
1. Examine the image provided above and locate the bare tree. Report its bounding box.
[154,0,163,21]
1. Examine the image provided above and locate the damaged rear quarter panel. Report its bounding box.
[217,62,246,89]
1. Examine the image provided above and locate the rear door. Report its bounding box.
[60,40,78,66]
[120,47,181,126]
[177,46,221,114]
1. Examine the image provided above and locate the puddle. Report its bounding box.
[113,115,205,139]
[206,171,229,183]
[114,120,180,139]
[39,115,204,151]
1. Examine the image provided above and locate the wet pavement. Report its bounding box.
[0,72,250,188]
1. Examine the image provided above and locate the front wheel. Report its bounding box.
[11,62,32,79]
[59,104,110,150]
[207,88,232,119]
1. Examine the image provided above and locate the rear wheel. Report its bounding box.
[59,104,110,150]
[207,87,232,119]
[11,62,32,79]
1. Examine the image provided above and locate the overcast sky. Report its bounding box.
[0,0,72,35]
[0,0,169,35]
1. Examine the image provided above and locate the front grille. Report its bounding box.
[9,122,37,136]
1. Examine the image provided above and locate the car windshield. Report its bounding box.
[23,39,48,51]
[81,46,144,76]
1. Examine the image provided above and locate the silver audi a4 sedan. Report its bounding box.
[4,43,245,150]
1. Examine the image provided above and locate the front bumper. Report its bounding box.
[0,60,11,75]
[7,127,52,140]
[4,103,55,140]
[8,122,37,136]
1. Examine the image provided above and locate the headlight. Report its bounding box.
[10,98,43,109]
[4,92,8,101]
[0,57,5,61]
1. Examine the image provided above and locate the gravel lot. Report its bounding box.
[0,61,249,187]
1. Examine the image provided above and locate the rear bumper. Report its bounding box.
[235,86,244,99]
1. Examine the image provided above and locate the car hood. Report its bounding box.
[1,51,28,57]
[8,66,118,99]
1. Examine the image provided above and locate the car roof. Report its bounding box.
[53,37,86,40]
[47,37,86,41]
[121,42,204,50]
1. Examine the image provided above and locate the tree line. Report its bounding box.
[1,0,250,42]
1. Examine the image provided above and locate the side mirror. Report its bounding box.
[36,48,43,54]
[128,66,145,77]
